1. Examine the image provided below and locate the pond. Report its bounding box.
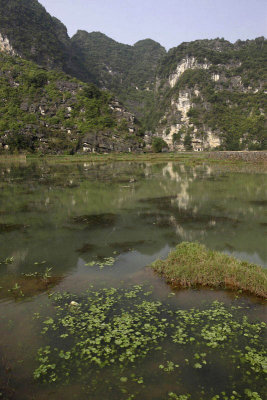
[0,159,266,399]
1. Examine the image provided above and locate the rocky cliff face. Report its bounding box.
[0,33,17,56]
[154,38,266,151]
[156,57,222,151]
[168,57,210,88]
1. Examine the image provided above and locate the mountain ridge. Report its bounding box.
[0,0,266,152]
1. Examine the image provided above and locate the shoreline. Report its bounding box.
[0,151,267,165]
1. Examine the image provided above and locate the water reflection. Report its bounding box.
[0,161,266,285]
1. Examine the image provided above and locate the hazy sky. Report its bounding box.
[39,0,267,49]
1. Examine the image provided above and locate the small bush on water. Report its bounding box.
[151,242,267,298]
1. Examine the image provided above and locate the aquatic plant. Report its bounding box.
[33,285,266,399]
[7,282,24,298]
[0,257,14,265]
[42,267,53,281]
[85,257,116,269]
[109,240,147,253]
[151,242,267,298]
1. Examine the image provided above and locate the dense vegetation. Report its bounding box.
[0,0,67,67]
[189,89,266,150]
[158,37,267,84]
[0,53,141,153]
[0,0,93,81]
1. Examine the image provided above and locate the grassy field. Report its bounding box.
[1,149,266,164]
[1,151,263,165]
[27,152,209,163]
[151,242,267,298]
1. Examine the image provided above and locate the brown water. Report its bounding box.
[0,160,266,400]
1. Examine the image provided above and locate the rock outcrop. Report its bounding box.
[169,56,209,88]
[0,33,17,56]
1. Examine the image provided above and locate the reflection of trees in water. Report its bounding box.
[139,162,267,264]
[0,161,266,268]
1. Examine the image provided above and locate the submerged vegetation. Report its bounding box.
[72,213,118,228]
[33,285,266,399]
[0,260,62,300]
[0,222,27,233]
[151,242,267,298]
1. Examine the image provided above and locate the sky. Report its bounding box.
[39,0,267,50]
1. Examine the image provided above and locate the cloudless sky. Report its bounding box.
[39,0,267,49]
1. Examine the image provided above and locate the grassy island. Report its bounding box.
[151,242,267,298]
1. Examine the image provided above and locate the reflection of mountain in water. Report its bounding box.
[0,161,266,280]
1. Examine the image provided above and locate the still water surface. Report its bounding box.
[0,160,266,399]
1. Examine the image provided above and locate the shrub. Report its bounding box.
[152,137,168,152]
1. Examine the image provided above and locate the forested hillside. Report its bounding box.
[0,0,92,80]
[71,31,166,127]
[0,53,143,153]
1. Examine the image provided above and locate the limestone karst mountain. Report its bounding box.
[0,0,266,152]
[154,38,267,150]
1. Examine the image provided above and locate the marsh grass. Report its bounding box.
[26,152,237,165]
[151,242,267,298]
[24,152,267,167]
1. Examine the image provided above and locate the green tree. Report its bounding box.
[27,71,48,88]
[184,133,193,150]
[152,137,168,153]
